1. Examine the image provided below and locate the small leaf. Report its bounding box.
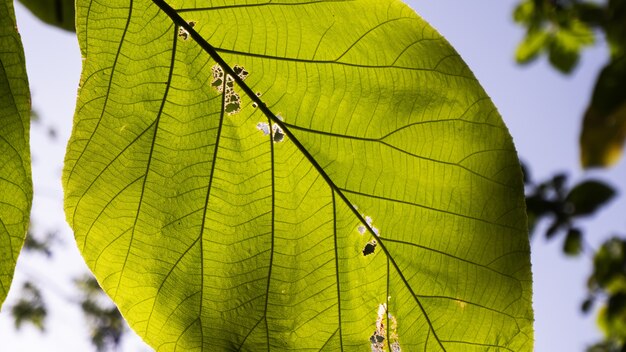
[591,238,626,290]
[513,0,536,25]
[548,20,595,74]
[565,180,616,216]
[516,29,550,64]
[580,56,626,168]
[596,293,626,343]
[563,228,583,256]
[548,37,580,73]
[0,0,33,309]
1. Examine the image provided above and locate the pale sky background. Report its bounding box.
[1,0,625,351]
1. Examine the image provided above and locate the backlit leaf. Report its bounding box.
[0,0,32,309]
[64,0,533,350]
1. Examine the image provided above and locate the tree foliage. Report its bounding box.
[514,0,626,168]
[514,1,626,350]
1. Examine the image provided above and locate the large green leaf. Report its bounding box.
[0,0,32,308]
[64,0,533,350]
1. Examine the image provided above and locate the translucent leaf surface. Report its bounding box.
[0,0,32,308]
[64,0,533,350]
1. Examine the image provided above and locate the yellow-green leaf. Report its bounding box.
[516,29,550,64]
[64,0,534,350]
[0,0,32,309]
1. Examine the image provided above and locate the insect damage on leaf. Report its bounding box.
[272,124,285,143]
[177,21,196,40]
[211,64,224,91]
[255,114,286,143]
[233,65,249,80]
[371,304,386,351]
[371,303,402,352]
[210,64,249,115]
[358,214,380,236]
[272,114,285,143]
[362,239,377,256]
[256,122,271,136]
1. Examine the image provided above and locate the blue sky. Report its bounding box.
[1,1,625,351]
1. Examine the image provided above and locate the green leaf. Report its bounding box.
[591,238,626,292]
[548,20,595,74]
[563,228,583,256]
[580,56,626,168]
[18,0,75,31]
[513,0,536,25]
[64,0,533,350]
[0,0,32,309]
[547,37,579,74]
[565,180,616,216]
[515,29,550,64]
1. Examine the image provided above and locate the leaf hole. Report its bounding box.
[177,21,196,40]
[256,119,286,143]
[211,64,250,115]
[233,65,249,81]
[358,214,380,237]
[272,124,285,143]
[371,303,387,351]
[362,240,377,256]
[371,304,402,352]
[211,64,225,92]
[256,122,271,136]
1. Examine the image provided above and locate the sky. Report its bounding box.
[1,0,626,351]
